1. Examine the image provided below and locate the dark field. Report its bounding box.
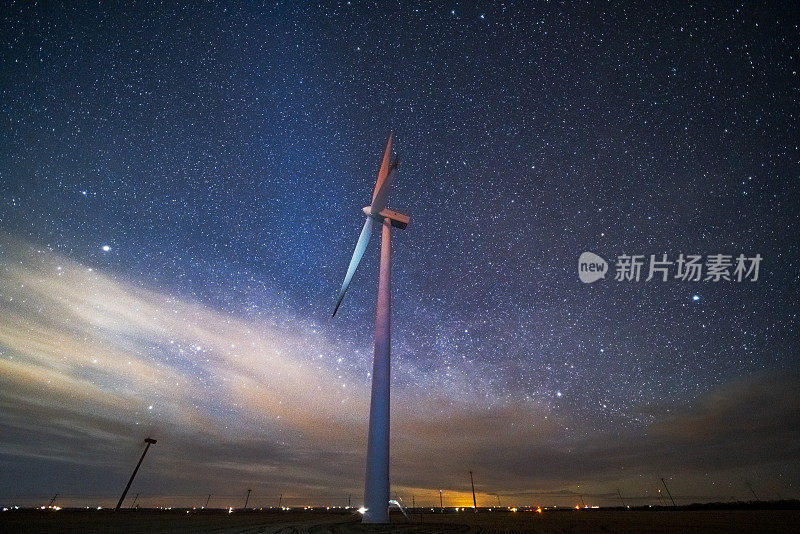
[1,508,798,533]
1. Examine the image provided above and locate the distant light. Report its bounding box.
[692,295,700,301]
[228,507,234,514]
[148,405,153,410]
[556,391,562,397]
[102,245,111,252]
[357,506,367,514]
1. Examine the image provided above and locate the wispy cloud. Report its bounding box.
[1,234,798,508]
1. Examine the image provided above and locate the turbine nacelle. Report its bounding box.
[361,206,411,230]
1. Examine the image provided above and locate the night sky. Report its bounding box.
[1,1,799,509]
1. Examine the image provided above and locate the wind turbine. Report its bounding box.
[333,133,410,524]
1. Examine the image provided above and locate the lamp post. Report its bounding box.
[116,438,157,511]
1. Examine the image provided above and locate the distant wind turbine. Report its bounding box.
[332,133,409,523]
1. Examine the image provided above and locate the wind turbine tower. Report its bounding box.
[333,134,409,523]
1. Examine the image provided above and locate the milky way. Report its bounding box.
[1,2,798,508]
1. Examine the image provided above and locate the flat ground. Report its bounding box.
[1,509,797,533]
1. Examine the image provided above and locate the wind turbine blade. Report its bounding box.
[371,167,396,216]
[370,133,395,214]
[333,216,373,317]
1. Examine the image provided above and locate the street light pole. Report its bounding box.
[116,438,157,511]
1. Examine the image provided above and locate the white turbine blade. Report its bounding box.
[370,133,394,214]
[371,167,396,217]
[333,216,373,317]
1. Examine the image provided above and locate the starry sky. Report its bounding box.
[1,1,799,509]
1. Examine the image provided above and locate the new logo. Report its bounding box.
[578,252,608,283]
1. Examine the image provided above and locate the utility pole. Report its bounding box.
[412,494,415,508]
[660,478,676,506]
[579,495,586,508]
[347,494,351,508]
[439,489,443,511]
[244,489,252,510]
[130,493,139,509]
[616,488,626,508]
[469,471,477,511]
[205,494,211,508]
[278,493,283,508]
[496,494,501,507]
[48,493,59,507]
[116,438,157,511]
